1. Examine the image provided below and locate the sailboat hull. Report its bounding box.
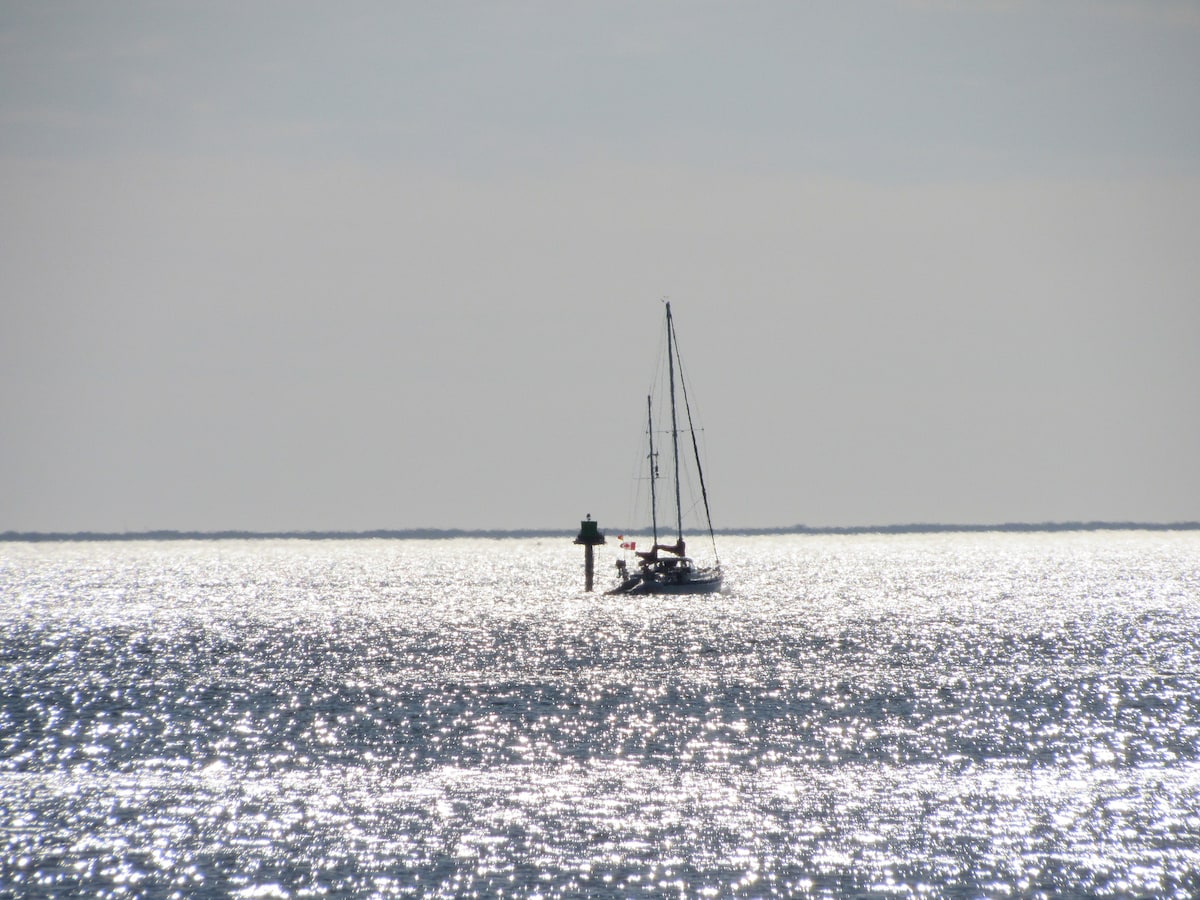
[609,569,723,596]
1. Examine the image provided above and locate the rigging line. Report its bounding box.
[665,303,684,544]
[626,437,644,541]
[646,393,659,546]
[629,311,672,544]
[671,315,720,566]
[647,306,670,410]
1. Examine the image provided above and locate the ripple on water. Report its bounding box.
[2,532,1199,897]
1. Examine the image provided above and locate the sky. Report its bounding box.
[2,1,1198,533]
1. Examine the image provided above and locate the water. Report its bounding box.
[2,532,1198,898]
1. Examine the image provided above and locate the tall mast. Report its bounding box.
[646,394,659,546]
[665,302,683,543]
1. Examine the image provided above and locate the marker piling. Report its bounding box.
[573,514,606,592]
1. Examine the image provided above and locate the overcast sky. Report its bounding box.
[2,1,1198,532]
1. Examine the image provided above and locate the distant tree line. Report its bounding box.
[2,522,1197,542]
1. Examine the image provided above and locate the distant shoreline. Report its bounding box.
[2,522,1198,542]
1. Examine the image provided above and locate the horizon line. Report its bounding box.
[2,521,1199,542]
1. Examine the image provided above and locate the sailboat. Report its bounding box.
[609,302,723,595]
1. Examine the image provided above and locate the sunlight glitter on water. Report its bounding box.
[2,532,1199,897]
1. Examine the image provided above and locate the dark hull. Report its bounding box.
[608,569,723,596]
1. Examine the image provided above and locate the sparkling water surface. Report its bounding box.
[2,532,1199,898]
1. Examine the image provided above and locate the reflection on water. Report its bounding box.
[2,533,1199,897]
